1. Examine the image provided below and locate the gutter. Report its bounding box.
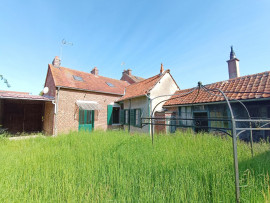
[0,96,52,102]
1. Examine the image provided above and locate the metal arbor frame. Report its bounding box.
[141,82,270,203]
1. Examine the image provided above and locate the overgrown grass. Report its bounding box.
[0,130,269,202]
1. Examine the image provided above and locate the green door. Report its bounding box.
[79,109,94,132]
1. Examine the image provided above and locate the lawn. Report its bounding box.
[0,131,269,202]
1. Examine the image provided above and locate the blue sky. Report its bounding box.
[1,0,270,94]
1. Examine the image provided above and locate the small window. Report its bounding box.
[73,75,83,81]
[106,82,114,87]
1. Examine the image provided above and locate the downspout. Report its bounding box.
[53,87,60,136]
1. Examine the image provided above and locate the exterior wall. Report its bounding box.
[56,88,121,134]
[165,100,270,141]
[44,68,56,98]
[122,96,149,134]
[43,101,54,135]
[150,72,179,113]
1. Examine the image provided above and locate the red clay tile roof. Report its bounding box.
[118,70,170,101]
[164,71,270,106]
[125,74,145,83]
[49,64,129,95]
[0,90,51,101]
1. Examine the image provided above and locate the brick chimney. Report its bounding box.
[91,67,98,75]
[160,63,164,75]
[227,46,240,79]
[122,69,132,76]
[52,56,61,68]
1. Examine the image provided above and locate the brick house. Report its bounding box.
[42,58,179,135]
[162,48,270,140]
[43,56,130,135]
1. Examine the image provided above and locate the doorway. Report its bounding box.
[193,112,208,133]
[79,109,94,132]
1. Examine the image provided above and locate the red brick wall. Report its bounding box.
[120,74,135,84]
[56,88,121,134]
[44,67,56,98]
[154,111,166,134]
[43,101,54,135]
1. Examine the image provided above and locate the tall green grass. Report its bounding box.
[0,131,269,202]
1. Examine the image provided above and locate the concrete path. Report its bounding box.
[8,135,43,141]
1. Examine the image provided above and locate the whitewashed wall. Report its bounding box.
[123,96,150,133]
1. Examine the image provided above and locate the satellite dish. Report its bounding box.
[43,87,49,94]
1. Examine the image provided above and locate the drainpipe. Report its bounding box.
[53,87,60,136]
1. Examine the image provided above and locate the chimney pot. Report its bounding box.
[52,56,61,68]
[91,67,98,75]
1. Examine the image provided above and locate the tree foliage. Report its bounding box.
[0,75,11,88]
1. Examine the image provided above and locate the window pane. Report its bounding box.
[86,111,92,124]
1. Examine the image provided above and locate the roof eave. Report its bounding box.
[56,86,124,96]
[163,97,270,107]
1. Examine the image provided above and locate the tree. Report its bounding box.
[0,75,11,88]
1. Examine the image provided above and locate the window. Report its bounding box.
[112,107,120,124]
[125,110,129,124]
[135,109,141,126]
[106,82,114,87]
[179,106,192,126]
[73,75,83,81]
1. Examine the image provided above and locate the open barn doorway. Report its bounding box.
[0,99,45,134]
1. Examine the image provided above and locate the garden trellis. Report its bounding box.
[141,81,270,203]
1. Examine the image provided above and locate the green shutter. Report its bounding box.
[107,105,113,125]
[130,109,135,126]
[120,109,124,124]
[138,109,141,127]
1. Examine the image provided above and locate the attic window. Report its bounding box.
[106,82,114,87]
[73,75,83,81]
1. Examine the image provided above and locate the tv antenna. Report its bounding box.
[60,39,73,61]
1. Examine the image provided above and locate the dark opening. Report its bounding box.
[194,112,209,133]
[112,107,120,124]
[1,99,44,134]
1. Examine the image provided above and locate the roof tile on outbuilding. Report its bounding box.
[49,64,129,95]
[0,90,51,101]
[164,71,270,106]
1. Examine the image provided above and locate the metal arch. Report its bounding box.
[210,129,232,137]
[150,87,199,145]
[202,86,254,157]
[201,85,240,203]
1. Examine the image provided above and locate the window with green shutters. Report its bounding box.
[130,109,135,126]
[107,105,113,125]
